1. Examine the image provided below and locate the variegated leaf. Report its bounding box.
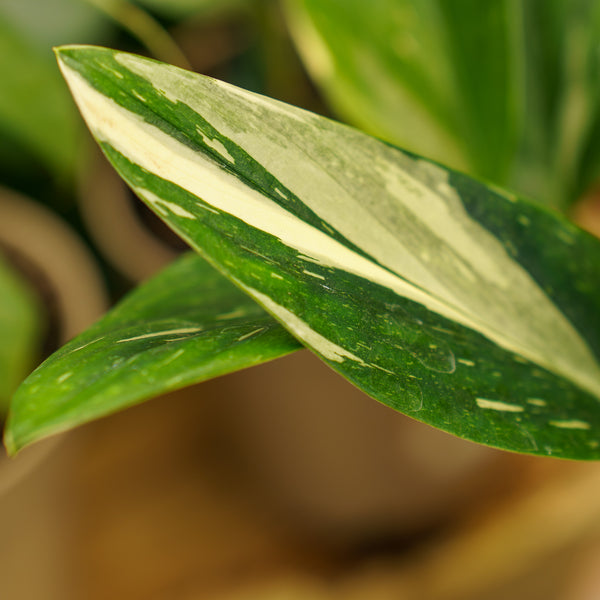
[54,46,600,459]
[4,253,299,454]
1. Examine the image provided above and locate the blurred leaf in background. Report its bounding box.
[0,14,80,182]
[0,0,110,184]
[0,253,42,416]
[0,0,109,50]
[286,0,600,210]
[285,1,520,189]
[528,0,600,210]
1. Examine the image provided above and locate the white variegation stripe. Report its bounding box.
[548,420,591,430]
[476,398,524,413]
[143,192,196,219]
[527,398,547,407]
[58,55,600,400]
[250,288,365,364]
[116,327,202,343]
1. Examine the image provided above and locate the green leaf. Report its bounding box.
[285,0,521,187]
[55,46,600,459]
[0,15,80,179]
[553,1,600,203]
[514,0,600,208]
[4,253,299,454]
[0,0,110,51]
[286,0,600,210]
[0,252,41,416]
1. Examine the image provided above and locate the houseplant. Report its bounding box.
[2,3,600,596]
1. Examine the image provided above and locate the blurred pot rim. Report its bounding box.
[0,185,108,495]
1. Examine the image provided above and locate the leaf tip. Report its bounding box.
[53,44,76,60]
[53,44,102,68]
[2,424,19,458]
[53,45,78,76]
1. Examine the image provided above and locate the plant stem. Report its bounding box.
[85,0,191,70]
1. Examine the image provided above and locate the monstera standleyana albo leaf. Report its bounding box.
[4,252,300,454]
[19,45,600,459]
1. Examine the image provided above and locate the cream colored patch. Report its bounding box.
[136,188,196,219]
[165,374,186,386]
[548,420,591,430]
[303,269,325,280]
[132,90,146,102]
[371,363,394,374]
[518,215,530,226]
[236,327,264,341]
[216,308,249,320]
[160,348,185,366]
[458,358,475,367]
[67,337,103,354]
[57,372,73,383]
[197,127,234,162]
[195,201,219,215]
[476,398,525,413]
[117,327,202,343]
[527,398,547,407]
[97,58,125,80]
[297,254,322,265]
[249,288,365,365]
